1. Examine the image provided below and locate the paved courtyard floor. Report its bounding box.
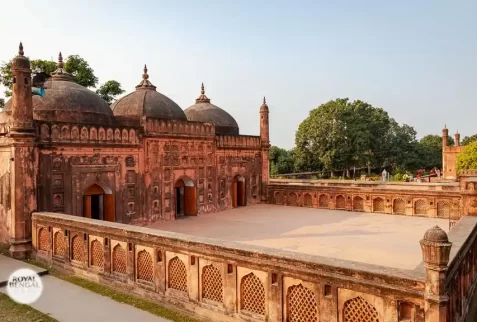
[148,204,449,271]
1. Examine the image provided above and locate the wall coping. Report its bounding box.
[33,212,427,295]
[445,216,477,284]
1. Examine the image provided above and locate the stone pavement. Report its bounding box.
[149,204,450,270]
[0,255,170,322]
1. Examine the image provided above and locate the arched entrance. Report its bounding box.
[83,184,115,222]
[232,175,246,208]
[174,177,196,218]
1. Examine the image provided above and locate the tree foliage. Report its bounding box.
[96,80,125,105]
[269,146,295,175]
[63,55,98,88]
[457,141,477,171]
[0,98,4,109]
[294,98,421,174]
[0,55,123,105]
[462,134,477,146]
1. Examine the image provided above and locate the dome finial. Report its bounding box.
[18,42,24,56]
[195,82,210,103]
[143,64,149,80]
[58,52,64,69]
[135,64,156,90]
[263,96,266,104]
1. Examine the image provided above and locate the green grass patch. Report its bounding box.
[22,259,201,322]
[0,292,58,322]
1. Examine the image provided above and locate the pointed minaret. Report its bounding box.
[7,43,38,259]
[10,42,34,131]
[260,96,270,202]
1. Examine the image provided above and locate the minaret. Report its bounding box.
[7,43,38,259]
[455,131,460,147]
[9,42,34,132]
[442,125,448,149]
[260,97,270,202]
[442,125,448,178]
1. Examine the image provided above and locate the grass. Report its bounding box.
[0,292,58,322]
[24,259,202,322]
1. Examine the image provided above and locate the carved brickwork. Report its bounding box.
[39,123,138,144]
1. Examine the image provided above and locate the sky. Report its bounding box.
[0,0,476,148]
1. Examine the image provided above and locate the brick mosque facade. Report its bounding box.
[3,43,477,321]
[0,44,270,256]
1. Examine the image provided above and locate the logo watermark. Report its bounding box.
[6,268,43,304]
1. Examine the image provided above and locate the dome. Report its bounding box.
[423,225,449,243]
[3,52,115,126]
[184,84,239,135]
[260,96,269,112]
[111,65,186,121]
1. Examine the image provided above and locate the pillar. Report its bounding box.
[260,97,270,202]
[455,132,460,147]
[7,43,38,259]
[420,225,452,322]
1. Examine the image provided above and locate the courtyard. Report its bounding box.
[148,204,449,271]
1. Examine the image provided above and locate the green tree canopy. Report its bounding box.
[457,141,477,171]
[63,55,98,88]
[96,80,125,105]
[0,55,99,97]
[0,98,4,109]
[269,146,295,175]
[294,98,419,174]
[0,55,123,105]
[462,134,477,146]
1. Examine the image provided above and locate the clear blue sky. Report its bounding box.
[1,0,476,148]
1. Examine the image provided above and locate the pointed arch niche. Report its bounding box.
[83,183,115,222]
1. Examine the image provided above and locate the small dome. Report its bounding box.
[12,43,30,70]
[111,65,186,121]
[423,225,449,243]
[184,83,239,135]
[260,96,269,112]
[3,52,115,126]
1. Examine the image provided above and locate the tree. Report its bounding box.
[269,146,295,175]
[417,134,455,170]
[96,80,125,105]
[457,141,477,170]
[382,122,420,170]
[462,134,477,146]
[0,55,99,97]
[418,135,442,169]
[64,55,98,88]
[0,98,4,109]
[294,98,415,175]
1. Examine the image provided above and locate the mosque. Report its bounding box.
[0,43,270,254]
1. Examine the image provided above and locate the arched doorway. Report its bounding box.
[174,177,196,218]
[232,175,246,208]
[83,184,115,222]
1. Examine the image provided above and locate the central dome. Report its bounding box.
[184,84,239,135]
[111,66,186,121]
[3,52,115,126]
